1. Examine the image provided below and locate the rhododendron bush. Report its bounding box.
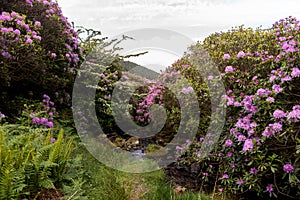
[182,17,300,199]
[132,17,300,199]
[0,0,83,117]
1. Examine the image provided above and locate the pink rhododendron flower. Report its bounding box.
[281,76,292,83]
[222,174,229,179]
[269,123,282,132]
[225,139,233,147]
[266,97,275,103]
[237,179,244,185]
[237,51,246,58]
[273,110,286,118]
[266,184,274,193]
[283,164,294,173]
[250,168,258,174]
[243,139,254,152]
[223,53,231,60]
[291,67,300,77]
[25,38,33,44]
[13,29,21,35]
[262,126,275,137]
[225,66,235,73]
[256,88,271,97]
[237,135,246,142]
[34,21,41,27]
[272,84,283,94]
[181,86,194,93]
[269,75,277,82]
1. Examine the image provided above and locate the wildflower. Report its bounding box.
[43,94,50,99]
[50,137,56,143]
[237,51,246,58]
[269,123,282,132]
[25,38,33,44]
[1,52,10,58]
[13,29,21,35]
[0,112,5,118]
[34,21,41,27]
[32,117,40,124]
[225,139,233,147]
[256,88,271,97]
[281,76,292,83]
[223,54,231,60]
[263,126,275,137]
[225,66,235,73]
[272,84,283,94]
[293,105,300,110]
[46,121,54,128]
[273,110,286,118]
[237,135,246,142]
[266,97,275,103]
[287,109,300,121]
[181,86,194,93]
[234,102,241,107]
[207,75,214,80]
[250,168,258,174]
[266,184,274,193]
[291,67,300,77]
[222,174,229,179]
[237,179,244,185]
[243,139,254,152]
[283,164,294,173]
[176,146,182,150]
[269,75,277,82]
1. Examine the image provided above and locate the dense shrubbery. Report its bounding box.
[1,1,299,199]
[0,114,80,199]
[0,0,83,118]
[171,17,300,199]
[127,17,300,199]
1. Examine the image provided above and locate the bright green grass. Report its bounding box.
[80,147,216,200]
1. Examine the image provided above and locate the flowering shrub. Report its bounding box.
[163,17,300,199]
[0,0,83,118]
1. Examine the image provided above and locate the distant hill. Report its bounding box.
[120,60,160,80]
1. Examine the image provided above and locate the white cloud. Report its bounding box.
[57,0,300,68]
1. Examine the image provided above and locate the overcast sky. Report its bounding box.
[57,0,300,72]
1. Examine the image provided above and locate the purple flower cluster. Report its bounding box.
[283,164,294,173]
[225,66,235,73]
[237,51,246,58]
[287,105,300,122]
[266,184,274,193]
[223,53,231,60]
[23,0,82,67]
[32,117,53,128]
[0,112,5,118]
[242,139,254,152]
[181,86,194,93]
[133,84,165,124]
[0,11,42,59]
[31,94,57,128]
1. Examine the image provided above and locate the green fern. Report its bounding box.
[0,124,76,199]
